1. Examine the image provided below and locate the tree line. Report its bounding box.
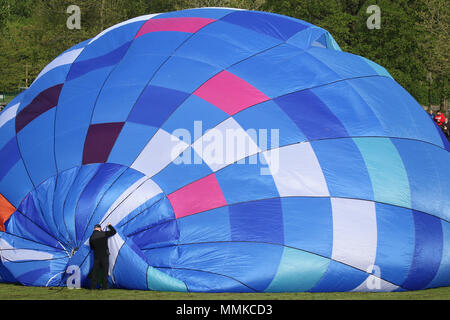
[0,0,448,110]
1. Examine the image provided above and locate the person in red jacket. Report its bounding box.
[434,111,445,126]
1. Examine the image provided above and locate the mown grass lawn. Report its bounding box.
[0,283,448,300]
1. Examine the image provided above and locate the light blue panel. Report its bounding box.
[107,121,158,167]
[34,175,64,245]
[361,57,392,78]
[147,266,187,292]
[0,121,16,151]
[229,43,340,98]
[53,166,80,246]
[311,139,374,200]
[17,108,56,186]
[354,137,411,209]
[155,267,254,293]
[120,196,174,237]
[86,167,144,232]
[55,68,114,172]
[74,21,143,62]
[62,164,101,244]
[173,18,281,69]
[392,139,450,221]
[0,154,33,208]
[196,20,281,55]
[215,161,279,204]
[307,47,378,80]
[265,248,330,292]
[162,95,229,141]
[311,81,384,137]
[281,197,333,258]
[427,221,450,288]
[374,203,415,286]
[175,242,283,292]
[178,206,231,244]
[154,7,235,19]
[153,147,212,195]
[151,56,221,94]
[232,100,307,149]
[309,260,368,292]
[91,32,191,124]
[287,27,330,50]
[112,241,149,290]
[348,77,443,148]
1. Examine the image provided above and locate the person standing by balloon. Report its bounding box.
[89,223,116,290]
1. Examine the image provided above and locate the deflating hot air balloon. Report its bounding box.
[0,7,448,292]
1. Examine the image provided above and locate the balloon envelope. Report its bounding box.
[0,8,449,292]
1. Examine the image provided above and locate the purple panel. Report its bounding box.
[15,84,64,133]
[82,122,125,164]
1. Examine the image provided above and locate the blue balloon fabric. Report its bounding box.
[0,8,449,292]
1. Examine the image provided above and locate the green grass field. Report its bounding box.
[0,283,448,300]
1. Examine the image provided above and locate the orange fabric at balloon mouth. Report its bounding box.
[0,194,15,232]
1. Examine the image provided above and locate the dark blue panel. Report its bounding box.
[311,139,373,200]
[281,197,333,258]
[274,90,349,140]
[0,137,21,181]
[402,211,443,290]
[221,11,308,41]
[128,85,189,128]
[374,203,415,285]
[310,260,367,292]
[228,198,283,244]
[130,219,178,250]
[67,41,132,81]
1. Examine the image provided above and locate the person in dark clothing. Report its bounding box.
[428,108,436,120]
[89,223,116,290]
[442,118,450,140]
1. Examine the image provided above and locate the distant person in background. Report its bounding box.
[442,118,450,140]
[434,111,445,127]
[429,108,436,120]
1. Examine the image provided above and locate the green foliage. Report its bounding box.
[0,0,448,107]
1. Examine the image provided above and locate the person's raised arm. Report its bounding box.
[105,223,116,237]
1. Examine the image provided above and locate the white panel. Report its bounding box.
[131,128,189,177]
[262,143,329,197]
[0,102,20,129]
[34,48,84,82]
[88,13,160,45]
[0,239,53,261]
[100,175,148,224]
[192,117,260,172]
[331,198,377,271]
[103,178,163,227]
[108,233,125,282]
[352,275,398,292]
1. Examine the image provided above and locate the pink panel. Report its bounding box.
[135,17,216,38]
[193,70,269,115]
[168,174,227,219]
